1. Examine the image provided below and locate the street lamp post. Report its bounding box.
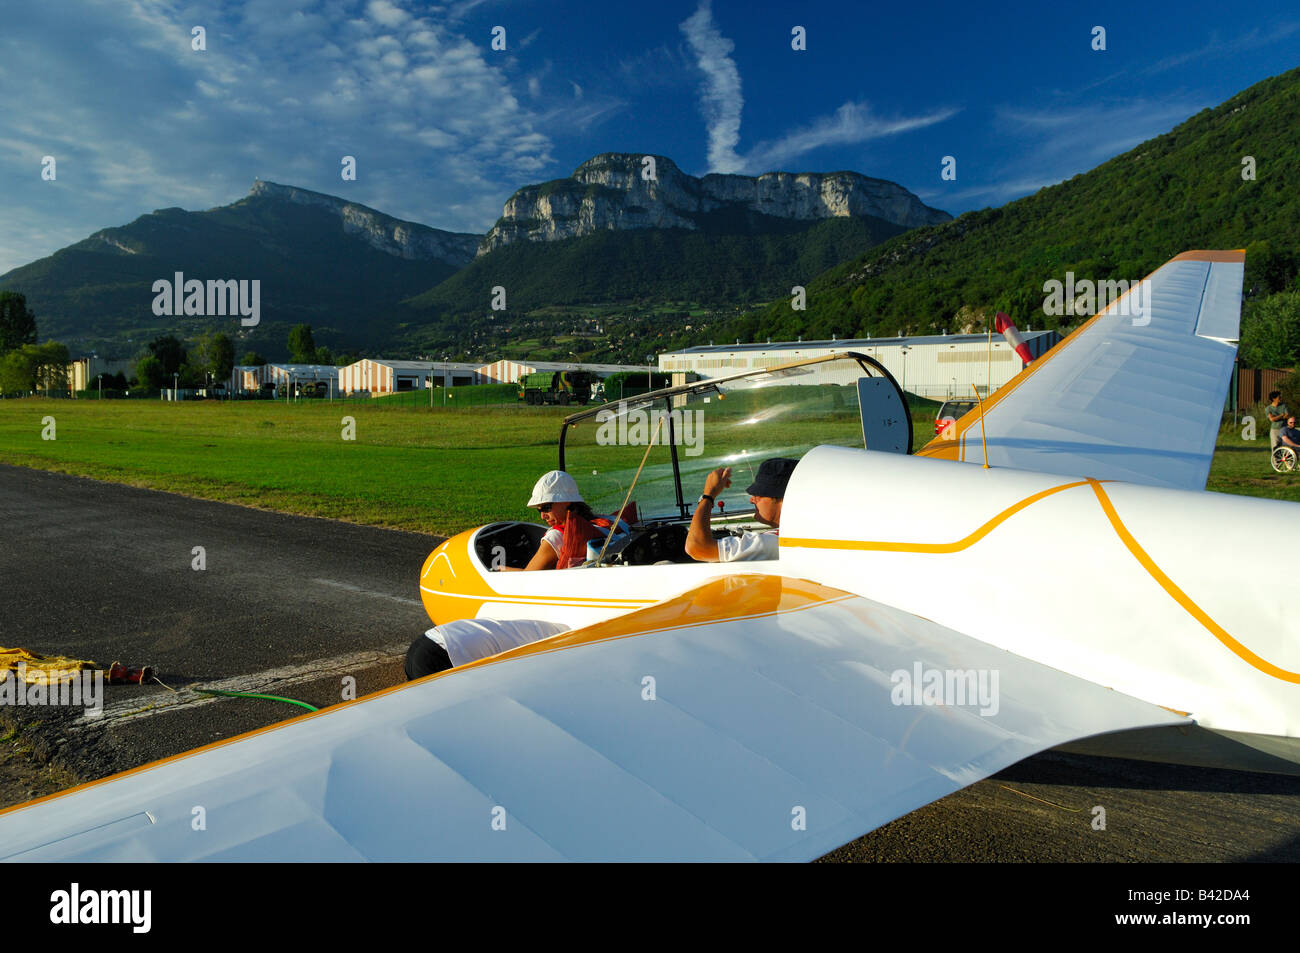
[646,354,654,392]
[899,346,911,400]
[98,374,103,401]
[173,372,178,402]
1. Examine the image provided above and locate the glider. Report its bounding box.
[3,248,1295,862]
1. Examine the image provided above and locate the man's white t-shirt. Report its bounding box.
[716,530,779,562]
[425,618,570,668]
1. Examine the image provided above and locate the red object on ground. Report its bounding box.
[107,663,155,684]
[995,312,1035,365]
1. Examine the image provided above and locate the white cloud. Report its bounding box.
[676,1,952,177]
[921,98,1208,213]
[615,44,693,91]
[743,101,959,174]
[998,100,1201,163]
[537,95,626,134]
[0,0,560,272]
[916,178,1066,208]
[441,0,491,23]
[366,0,410,28]
[679,0,744,173]
[1144,20,1300,75]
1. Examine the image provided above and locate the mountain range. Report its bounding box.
[0,156,948,360]
[479,153,948,253]
[0,182,480,357]
[4,64,1298,367]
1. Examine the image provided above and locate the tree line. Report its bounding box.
[0,291,68,394]
[0,292,354,396]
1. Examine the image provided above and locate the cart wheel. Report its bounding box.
[1272,446,1296,473]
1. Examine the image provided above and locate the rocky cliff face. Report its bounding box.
[249,181,479,266]
[479,153,950,255]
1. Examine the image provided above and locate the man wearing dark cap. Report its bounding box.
[685,458,797,562]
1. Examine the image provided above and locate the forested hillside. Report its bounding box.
[715,66,1300,361]
[406,212,909,316]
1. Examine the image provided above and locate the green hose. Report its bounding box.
[193,688,319,712]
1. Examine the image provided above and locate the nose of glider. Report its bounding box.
[419,528,490,627]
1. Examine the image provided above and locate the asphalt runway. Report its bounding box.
[0,463,434,779]
[2,463,1299,863]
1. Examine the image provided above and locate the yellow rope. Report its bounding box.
[593,416,663,567]
[998,784,1084,812]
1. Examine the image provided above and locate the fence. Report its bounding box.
[1237,367,1293,408]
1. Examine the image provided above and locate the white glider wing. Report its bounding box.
[918,250,1244,490]
[0,576,1186,862]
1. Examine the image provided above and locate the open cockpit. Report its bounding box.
[471,352,912,571]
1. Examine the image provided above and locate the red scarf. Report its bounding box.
[556,513,615,569]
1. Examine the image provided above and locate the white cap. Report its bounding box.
[527,470,584,508]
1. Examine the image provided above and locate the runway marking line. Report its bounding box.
[70,642,409,732]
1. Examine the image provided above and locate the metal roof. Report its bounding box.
[357,359,486,370]
[503,361,646,373]
[664,331,1056,355]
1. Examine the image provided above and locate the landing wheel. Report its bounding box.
[1272,446,1296,473]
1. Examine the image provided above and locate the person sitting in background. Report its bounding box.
[499,470,625,570]
[1280,415,1300,449]
[685,458,797,562]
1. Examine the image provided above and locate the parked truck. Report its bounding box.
[519,370,595,406]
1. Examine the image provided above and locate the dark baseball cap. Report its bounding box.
[746,458,798,499]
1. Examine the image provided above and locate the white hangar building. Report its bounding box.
[658,331,1060,400]
[338,359,486,395]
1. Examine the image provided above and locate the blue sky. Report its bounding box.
[2,0,1298,274]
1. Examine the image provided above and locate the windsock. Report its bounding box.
[995,312,1034,365]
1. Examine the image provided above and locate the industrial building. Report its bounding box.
[658,331,1060,400]
[67,357,135,392]
[333,358,648,396]
[336,359,486,395]
[230,363,340,395]
[476,359,646,385]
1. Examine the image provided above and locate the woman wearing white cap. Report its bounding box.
[404,471,623,679]
[502,470,623,571]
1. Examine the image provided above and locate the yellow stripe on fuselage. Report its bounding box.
[784,473,1299,684]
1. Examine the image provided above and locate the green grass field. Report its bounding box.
[0,397,1295,537]
[0,399,570,534]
